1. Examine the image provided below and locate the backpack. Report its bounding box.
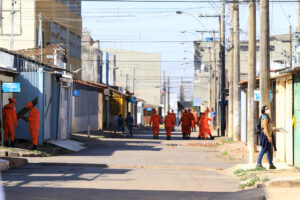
[255,116,262,134]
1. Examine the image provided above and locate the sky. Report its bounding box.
[82,0,298,101]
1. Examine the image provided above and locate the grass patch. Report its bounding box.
[223,150,228,156]
[262,177,270,182]
[234,169,247,177]
[221,138,234,144]
[240,175,260,189]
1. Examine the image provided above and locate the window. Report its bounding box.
[240,45,248,51]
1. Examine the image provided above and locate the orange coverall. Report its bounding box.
[164,114,173,137]
[179,112,193,136]
[171,112,176,128]
[150,113,161,136]
[28,107,40,146]
[198,114,205,138]
[202,113,212,139]
[192,111,197,130]
[3,103,17,142]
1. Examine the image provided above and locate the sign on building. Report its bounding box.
[193,97,201,107]
[72,90,80,97]
[1,83,21,93]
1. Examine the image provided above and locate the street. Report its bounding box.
[2,129,265,200]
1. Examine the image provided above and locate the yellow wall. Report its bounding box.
[110,93,126,118]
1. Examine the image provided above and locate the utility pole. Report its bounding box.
[10,0,15,51]
[126,74,129,90]
[247,0,256,163]
[233,1,241,141]
[290,24,293,68]
[213,31,217,113]
[39,13,43,63]
[180,77,184,101]
[260,0,270,110]
[208,47,212,109]
[163,70,166,115]
[132,68,136,93]
[228,3,234,139]
[220,1,226,137]
[167,76,170,112]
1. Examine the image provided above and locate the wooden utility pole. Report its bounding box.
[247,0,256,163]
[39,13,43,63]
[213,31,217,112]
[180,77,184,101]
[233,1,241,141]
[290,25,293,68]
[167,76,170,112]
[220,1,226,136]
[208,47,212,109]
[228,3,234,139]
[163,70,166,115]
[260,0,270,110]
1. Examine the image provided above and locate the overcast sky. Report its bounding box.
[82,1,298,101]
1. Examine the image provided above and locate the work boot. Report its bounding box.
[269,164,277,170]
[10,141,15,148]
[32,145,37,150]
[4,140,9,147]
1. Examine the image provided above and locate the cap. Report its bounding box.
[9,98,16,104]
[25,102,33,109]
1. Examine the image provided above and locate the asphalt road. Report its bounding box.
[2,129,266,200]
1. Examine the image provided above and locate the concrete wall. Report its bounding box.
[0,74,13,106]
[81,46,98,82]
[101,47,161,106]
[193,72,210,106]
[0,0,36,50]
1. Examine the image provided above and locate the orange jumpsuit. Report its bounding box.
[202,113,212,139]
[198,114,205,138]
[164,115,173,137]
[171,112,176,128]
[2,103,17,142]
[192,112,197,131]
[150,113,161,137]
[179,112,193,136]
[28,107,40,146]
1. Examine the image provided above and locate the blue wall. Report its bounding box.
[14,70,45,145]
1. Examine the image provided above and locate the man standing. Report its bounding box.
[179,109,193,139]
[203,108,213,140]
[164,111,173,140]
[23,102,40,150]
[125,112,134,138]
[2,98,17,147]
[149,109,161,139]
[192,109,198,132]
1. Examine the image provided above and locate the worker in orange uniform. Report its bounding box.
[2,98,17,147]
[197,112,205,140]
[149,109,161,139]
[179,109,193,139]
[23,102,40,150]
[191,109,198,132]
[187,109,194,139]
[164,111,173,140]
[202,108,213,140]
[171,110,176,131]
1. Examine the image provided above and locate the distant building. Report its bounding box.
[101,47,161,107]
[81,30,101,82]
[0,0,82,76]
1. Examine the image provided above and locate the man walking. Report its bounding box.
[125,112,134,138]
[164,111,173,140]
[149,109,161,139]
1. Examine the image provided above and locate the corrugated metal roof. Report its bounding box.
[0,47,71,73]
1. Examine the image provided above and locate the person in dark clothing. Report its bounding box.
[117,114,124,135]
[125,112,134,138]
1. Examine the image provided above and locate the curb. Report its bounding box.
[264,178,300,188]
[0,157,28,170]
[0,159,9,171]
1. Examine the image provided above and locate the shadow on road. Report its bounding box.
[3,186,266,200]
